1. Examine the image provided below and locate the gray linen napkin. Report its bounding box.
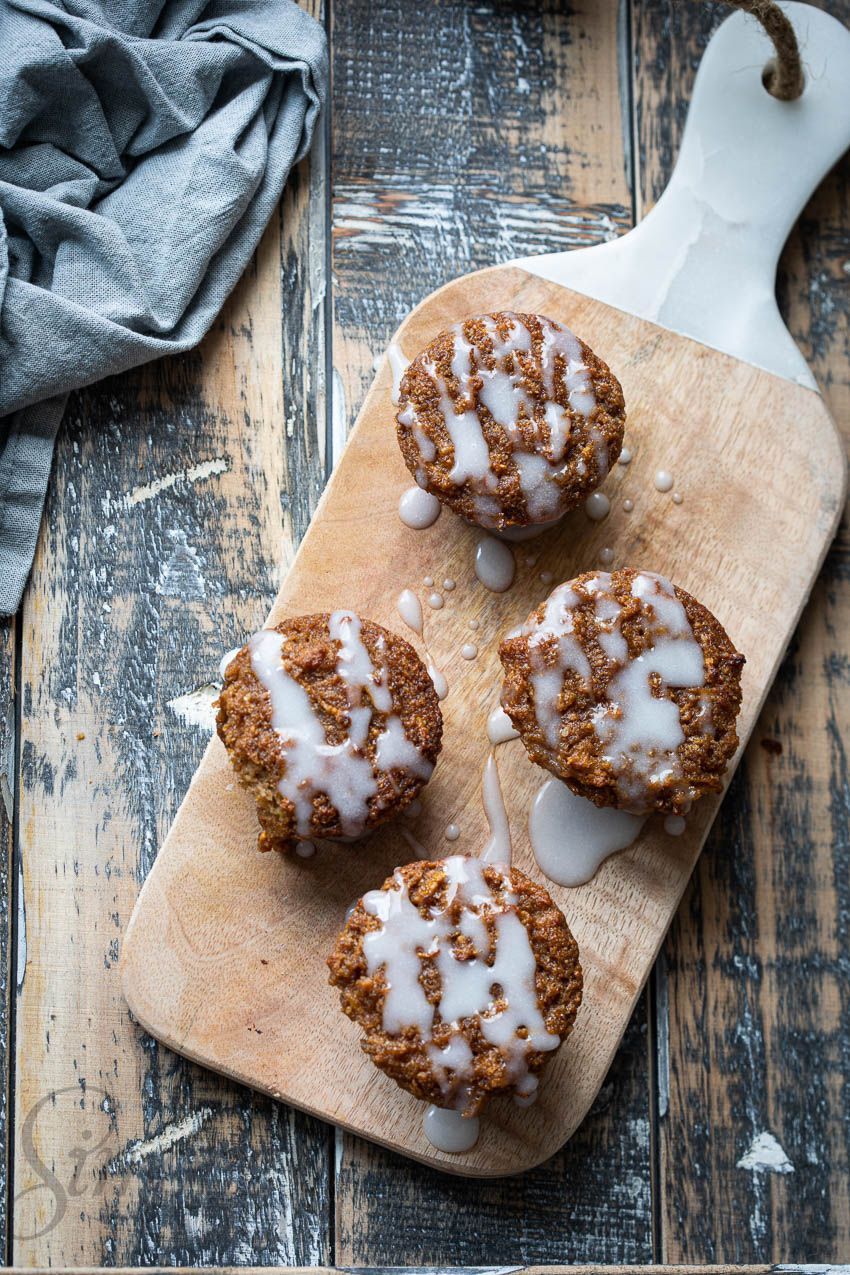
[0,0,327,614]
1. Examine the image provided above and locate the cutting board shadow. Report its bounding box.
[121,265,846,1177]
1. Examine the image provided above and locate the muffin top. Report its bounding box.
[500,569,745,814]
[395,311,625,530]
[327,855,583,1115]
[217,612,442,852]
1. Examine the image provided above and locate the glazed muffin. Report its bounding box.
[395,311,625,531]
[328,855,583,1115]
[217,612,442,854]
[500,569,745,815]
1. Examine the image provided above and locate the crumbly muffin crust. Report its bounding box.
[217,614,442,853]
[500,569,745,814]
[327,856,583,1115]
[396,311,625,530]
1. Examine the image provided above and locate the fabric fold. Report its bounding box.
[0,0,328,613]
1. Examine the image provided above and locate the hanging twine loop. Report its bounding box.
[721,0,805,100]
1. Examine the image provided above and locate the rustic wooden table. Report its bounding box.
[4,0,848,1266]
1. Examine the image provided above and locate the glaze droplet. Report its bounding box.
[397,589,423,635]
[599,547,614,566]
[399,486,441,530]
[468,619,480,631]
[461,643,478,660]
[443,579,456,591]
[584,491,611,521]
[387,344,410,405]
[539,570,554,585]
[295,841,316,859]
[427,660,449,701]
[487,706,520,746]
[424,1105,480,1153]
[529,779,645,886]
[672,491,683,505]
[423,576,434,587]
[427,592,444,609]
[664,814,686,836]
[623,498,634,513]
[474,536,516,593]
[445,824,460,842]
[618,446,632,465]
[654,470,674,493]
[405,798,423,819]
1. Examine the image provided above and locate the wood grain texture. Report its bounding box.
[121,265,844,1176]
[633,0,850,1261]
[10,84,332,1266]
[330,0,654,1261]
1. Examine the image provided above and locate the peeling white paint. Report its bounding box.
[156,529,206,599]
[113,1106,216,1168]
[167,685,219,733]
[126,457,229,507]
[737,1130,794,1174]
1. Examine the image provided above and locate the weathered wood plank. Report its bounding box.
[0,619,14,1259]
[633,0,850,1260]
[330,0,653,1261]
[10,39,333,1264]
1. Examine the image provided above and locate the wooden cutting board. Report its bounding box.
[121,4,850,1176]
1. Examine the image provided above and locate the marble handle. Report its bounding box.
[514,2,850,388]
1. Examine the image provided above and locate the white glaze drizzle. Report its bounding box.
[524,573,710,811]
[399,486,441,530]
[529,778,646,887]
[427,660,449,701]
[423,1105,480,1153]
[219,646,241,680]
[361,855,559,1113]
[474,536,516,592]
[399,313,601,527]
[395,590,448,700]
[584,491,610,521]
[480,753,512,865]
[487,706,520,746]
[249,612,433,840]
[397,589,423,635]
[388,344,410,405]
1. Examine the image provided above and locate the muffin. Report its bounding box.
[395,310,625,530]
[217,612,442,853]
[500,569,744,815]
[327,855,583,1114]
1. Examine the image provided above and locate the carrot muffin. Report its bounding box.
[500,569,745,815]
[217,612,442,854]
[328,855,583,1114]
[395,311,625,530]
